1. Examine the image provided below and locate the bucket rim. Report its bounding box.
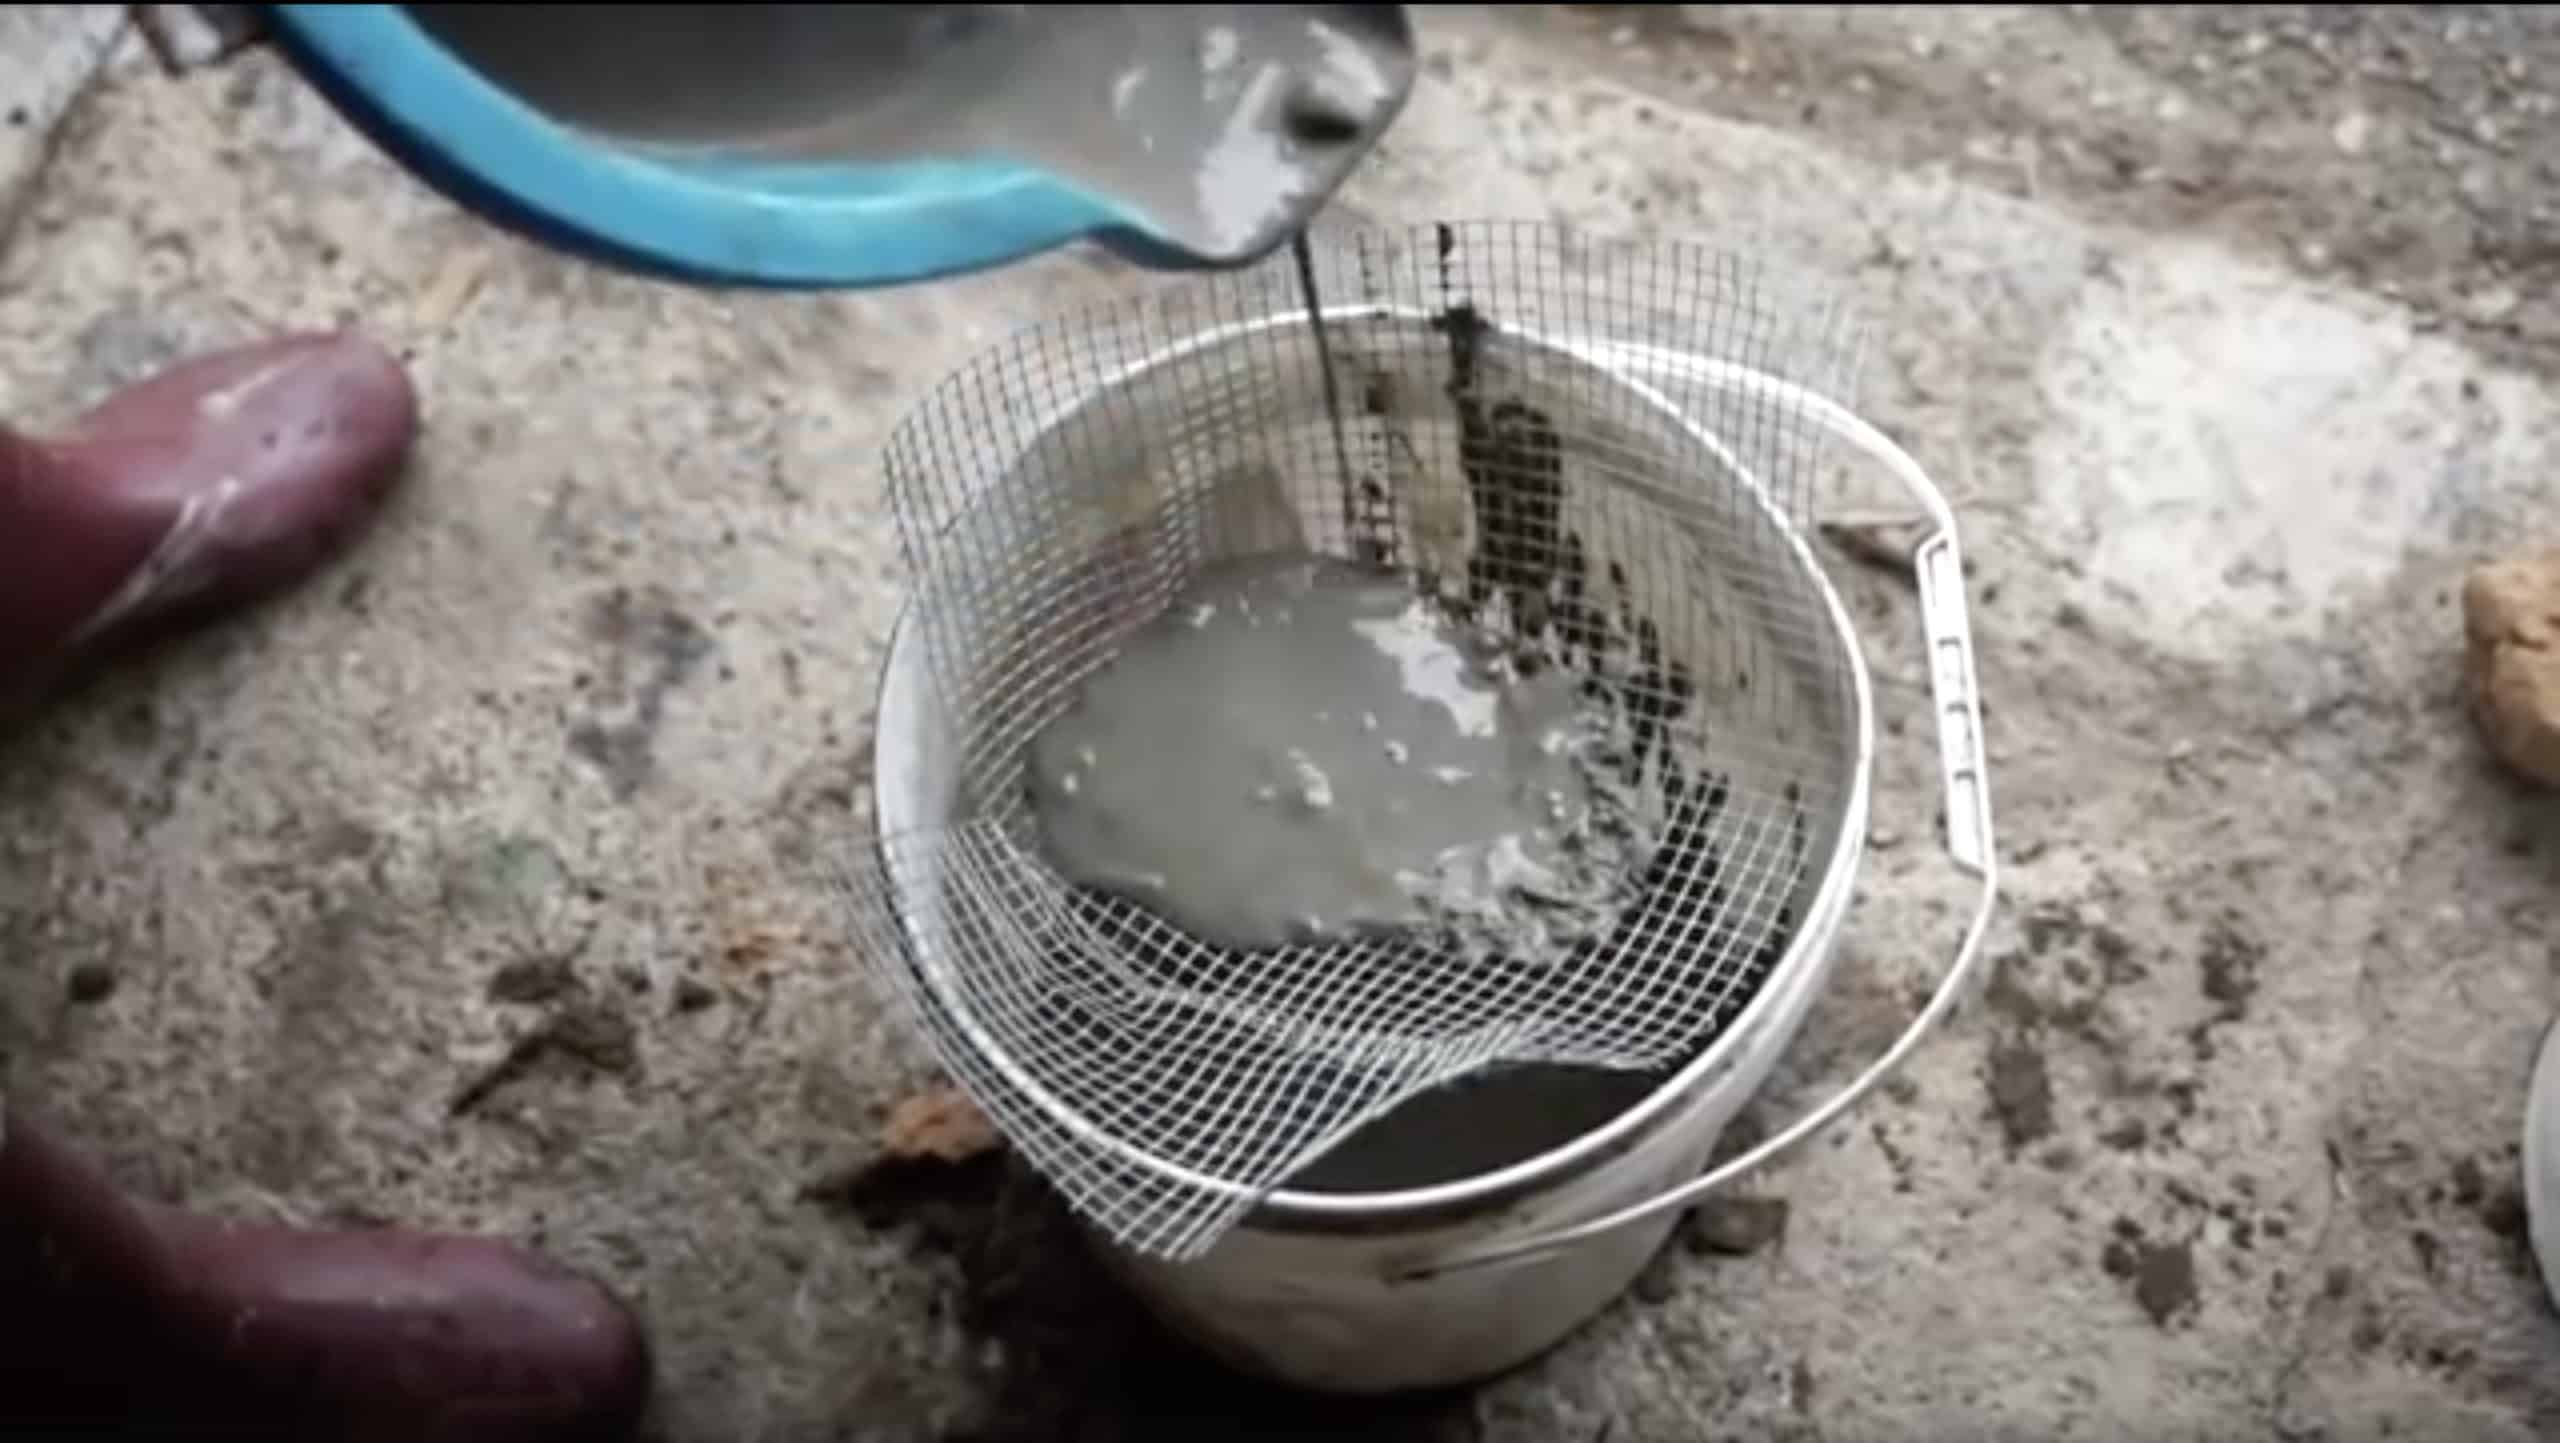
[865,307,1878,1228]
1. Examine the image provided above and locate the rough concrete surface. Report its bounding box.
[5,4,2560,1439]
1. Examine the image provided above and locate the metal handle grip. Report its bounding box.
[1388,378,2000,1284]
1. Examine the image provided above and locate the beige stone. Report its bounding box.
[2465,546,2560,786]
[881,1086,1002,1165]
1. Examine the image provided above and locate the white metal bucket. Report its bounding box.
[866,319,1997,1393]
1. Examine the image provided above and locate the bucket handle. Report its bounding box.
[1387,370,2000,1283]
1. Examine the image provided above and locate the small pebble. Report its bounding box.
[66,962,118,1005]
[1633,1256,1680,1304]
[488,956,577,1005]
[1683,1195,1791,1257]
[674,978,719,1014]
[545,999,640,1076]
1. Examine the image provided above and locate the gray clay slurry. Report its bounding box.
[408,6,1415,266]
[1028,553,1649,957]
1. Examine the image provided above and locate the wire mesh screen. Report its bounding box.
[844,222,1871,1260]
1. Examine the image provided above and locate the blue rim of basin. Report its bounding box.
[262,4,1136,289]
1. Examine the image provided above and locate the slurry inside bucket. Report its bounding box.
[1282,1062,1673,1194]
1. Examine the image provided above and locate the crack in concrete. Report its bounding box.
[2267,923,2379,1441]
[2269,1131,2361,1440]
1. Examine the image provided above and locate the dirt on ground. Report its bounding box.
[1537,5,2560,372]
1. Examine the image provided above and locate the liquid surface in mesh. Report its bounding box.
[1026,551,1655,958]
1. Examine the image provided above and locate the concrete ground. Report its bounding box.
[5,4,2559,1438]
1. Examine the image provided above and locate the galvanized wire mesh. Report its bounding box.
[842,222,1870,1260]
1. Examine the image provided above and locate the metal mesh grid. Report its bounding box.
[843,222,1869,1260]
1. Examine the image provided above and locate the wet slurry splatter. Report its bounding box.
[1421,226,1797,998]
